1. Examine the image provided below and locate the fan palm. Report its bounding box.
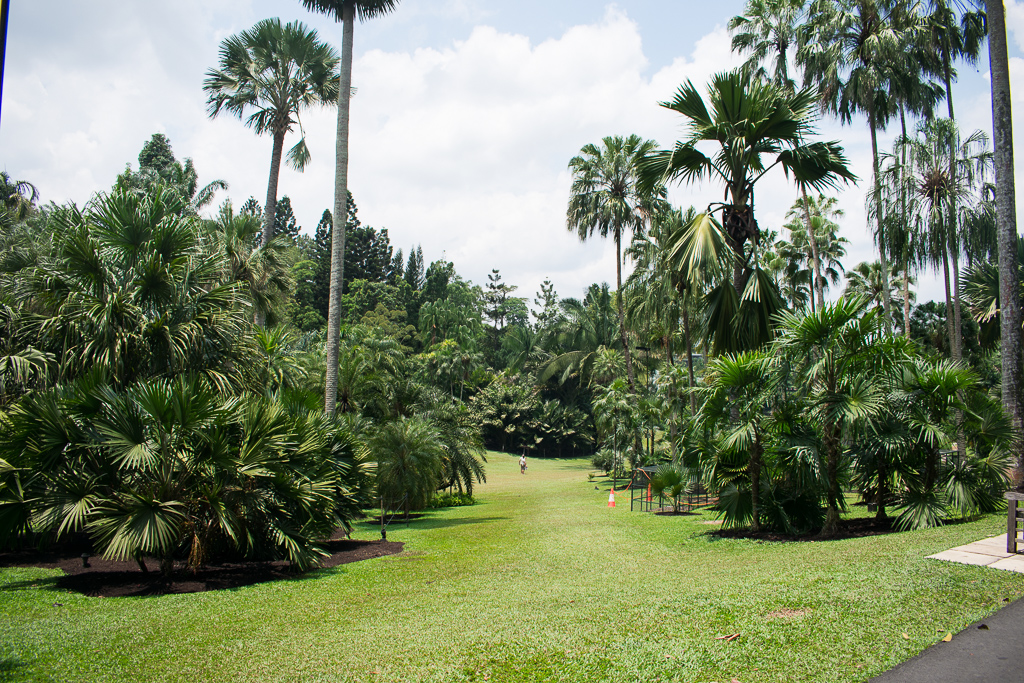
[205,19,339,251]
[567,135,666,393]
[640,69,854,353]
[298,0,401,416]
[775,297,904,537]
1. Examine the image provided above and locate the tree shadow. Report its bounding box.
[405,515,509,531]
[0,658,28,683]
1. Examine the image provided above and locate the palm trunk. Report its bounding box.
[900,107,912,338]
[987,0,1024,485]
[615,228,638,393]
[941,237,956,355]
[821,418,841,538]
[800,187,824,310]
[875,461,887,521]
[324,3,355,415]
[868,106,893,326]
[262,128,286,249]
[749,437,762,533]
[683,306,696,417]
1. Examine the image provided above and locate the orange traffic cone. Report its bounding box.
[608,488,616,507]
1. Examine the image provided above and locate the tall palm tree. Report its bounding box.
[298,0,401,416]
[205,19,340,251]
[0,172,38,220]
[729,0,806,91]
[984,0,1023,466]
[895,118,992,363]
[783,194,847,309]
[567,134,665,393]
[799,0,929,327]
[639,69,855,354]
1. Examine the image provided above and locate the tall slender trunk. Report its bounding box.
[875,461,888,521]
[868,106,892,325]
[683,306,696,417]
[262,128,286,249]
[615,228,637,393]
[749,437,762,533]
[941,234,956,355]
[255,127,287,328]
[987,0,1023,485]
[900,107,912,338]
[821,418,841,537]
[800,187,825,310]
[324,3,355,415]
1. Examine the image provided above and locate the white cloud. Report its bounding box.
[3,1,1021,307]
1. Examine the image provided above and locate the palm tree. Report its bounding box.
[775,297,899,537]
[0,172,38,220]
[205,19,339,251]
[984,0,1024,462]
[844,261,911,320]
[640,69,855,354]
[783,194,847,309]
[298,0,401,416]
[373,416,444,519]
[701,350,779,531]
[895,118,992,363]
[799,0,929,326]
[729,0,805,91]
[567,134,665,393]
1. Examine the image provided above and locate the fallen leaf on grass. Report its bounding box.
[902,633,910,640]
[942,633,952,642]
[665,655,675,660]
[731,678,741,683]
[715,633,741,642]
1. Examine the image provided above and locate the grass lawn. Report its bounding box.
[3,453,1024,682]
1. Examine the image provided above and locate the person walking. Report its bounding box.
[520,454,527,474]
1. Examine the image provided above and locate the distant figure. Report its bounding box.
[520,454,527,474]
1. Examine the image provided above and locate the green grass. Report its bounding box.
[2,454,1023,683]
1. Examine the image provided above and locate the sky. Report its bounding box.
[4,0,1024,306]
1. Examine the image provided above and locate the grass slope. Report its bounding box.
[2,453,1023,682]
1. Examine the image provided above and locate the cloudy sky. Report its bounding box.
[5,0,1024,304]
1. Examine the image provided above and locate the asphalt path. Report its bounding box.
[870,596,1024,683]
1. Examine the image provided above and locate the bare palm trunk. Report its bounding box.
[869,107,893,327]
[899,107,912,338]
[987,0,1024,485]
[800,187,824,310]
[749,437,762,533]
[941,239,955,355]
[821,419,841,538]
[262,128,286,249]
[324,3,355,415]
[615,229,637,393]
[683,306,696,417]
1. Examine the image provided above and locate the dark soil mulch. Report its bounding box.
[0,534,404,598]
[712,515,897,542]
[655,510,700,516]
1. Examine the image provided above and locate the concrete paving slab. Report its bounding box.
[927,549,1001,566]
[987,556,1024,573]
[972,535,1010,548]
[949,543,1012,558]
[871,597,1024,682]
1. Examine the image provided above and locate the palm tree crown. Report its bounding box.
[205,19,339,249]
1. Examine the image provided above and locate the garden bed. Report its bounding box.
[711,515,898,542]
[0,535,404,598]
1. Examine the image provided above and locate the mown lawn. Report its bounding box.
[2,453,1023,683]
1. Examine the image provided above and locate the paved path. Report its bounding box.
[927,535,1024,573]
[870,535,1024,682]
[870,595,1024,682]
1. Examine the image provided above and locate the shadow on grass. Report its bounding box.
[0,658,27,683]
[0,576,63,593]
[404,515,510,531]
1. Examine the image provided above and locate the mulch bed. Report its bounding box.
[0,534,404,598]
[711,515,898,542]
